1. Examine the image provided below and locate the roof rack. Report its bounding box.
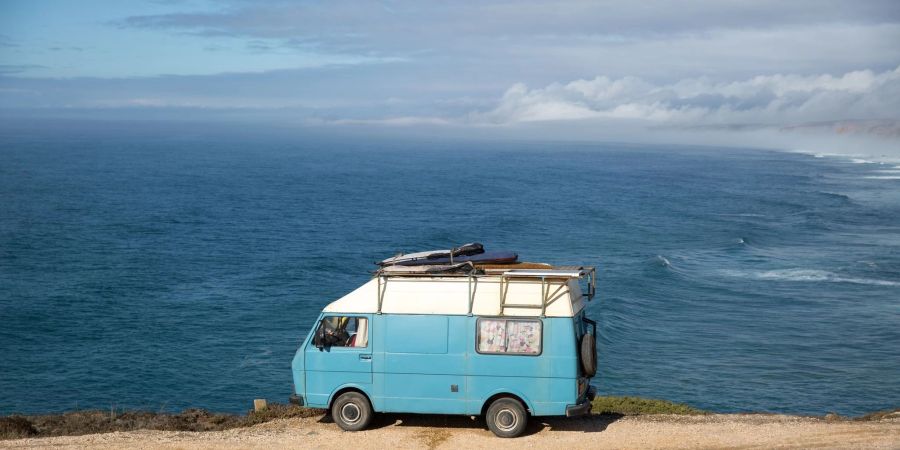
[497,266,596,316]
[374,264,596,316]
[499,269,586,277]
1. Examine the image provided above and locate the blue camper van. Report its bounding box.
[290,262,597,438]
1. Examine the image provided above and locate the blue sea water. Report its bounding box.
[1,121,899,416]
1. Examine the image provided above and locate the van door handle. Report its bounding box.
[359,354,372,361]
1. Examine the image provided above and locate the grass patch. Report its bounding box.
[0,404,325,440]
[591,396,706,415]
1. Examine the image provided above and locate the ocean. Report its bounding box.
[1,121,898,416]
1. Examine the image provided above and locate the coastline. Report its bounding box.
[3,410,899,450]
[3,398,898,442]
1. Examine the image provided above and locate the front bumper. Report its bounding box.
[289,394,304,406]
[565,386,596,417]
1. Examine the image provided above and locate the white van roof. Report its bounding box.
[323,267,595,318]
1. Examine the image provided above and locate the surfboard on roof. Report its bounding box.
[378,242,518,266]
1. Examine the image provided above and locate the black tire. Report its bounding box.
[331,391,372,432]
[580,333,597,377]
[485,397,528,438]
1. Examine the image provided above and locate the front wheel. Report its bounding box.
[331,392,373,431]
[485,397,528,438]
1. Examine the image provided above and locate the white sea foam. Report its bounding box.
[863,175,900,180]
[788,145,900,166]
[721,268,900,287]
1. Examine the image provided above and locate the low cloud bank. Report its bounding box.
[472,66,900,129]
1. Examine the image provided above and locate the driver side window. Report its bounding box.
[315,316,369,348]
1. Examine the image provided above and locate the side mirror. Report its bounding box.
[313,320,326,349]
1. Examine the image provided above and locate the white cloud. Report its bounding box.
[474,66,900,127]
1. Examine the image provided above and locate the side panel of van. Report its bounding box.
[466,317,578,416]
[304,314,374,408]
[298,312,581,416]
[375,314,468,414]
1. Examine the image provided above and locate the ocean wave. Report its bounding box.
[721,269,900,287]
[793,149,900,165]
[655,255,672,268]
[816,191,852,203]
[712,213,766,217]
[863,176,900,180]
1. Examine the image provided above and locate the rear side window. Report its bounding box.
[477,318,542,355]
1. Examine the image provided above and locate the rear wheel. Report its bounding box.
[331,392,372,432]
[485,397,527,438]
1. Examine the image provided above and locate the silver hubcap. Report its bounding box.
[341,403,361,424]
[496,408,518,431]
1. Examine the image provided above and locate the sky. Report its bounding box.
[1,0,899,155]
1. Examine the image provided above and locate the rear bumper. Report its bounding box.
[566,399,591,417]
[565,386,596,417]
[289,394,304,406]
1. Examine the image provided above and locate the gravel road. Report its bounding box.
[4,413,899,449]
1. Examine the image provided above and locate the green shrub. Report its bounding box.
[591,396,706,415]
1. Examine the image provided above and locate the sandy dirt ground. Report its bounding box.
[4,413,900,450]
